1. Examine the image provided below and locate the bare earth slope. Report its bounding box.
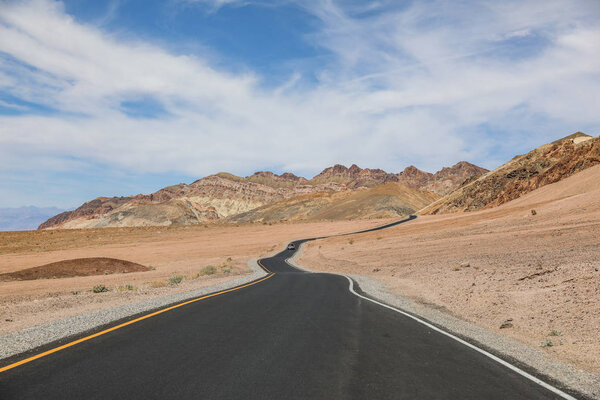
[228,183,441,223]
[422,132,599,214]
[300,164,600,374]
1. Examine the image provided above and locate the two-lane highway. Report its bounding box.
[0,218,577,399]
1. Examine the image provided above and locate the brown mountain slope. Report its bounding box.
[421,132,599,214]
[423,161,489,195]
[40,174,345,229]
[227,183,441,223]
[40,161,484,229]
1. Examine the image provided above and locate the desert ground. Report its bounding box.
[0,218,394,335]
[300,164,600,375]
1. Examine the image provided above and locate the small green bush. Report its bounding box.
[93,284,108,293]
[549,330,562,337]
[541,338,554,347]
[168,275,184,285]
[200,265,217,275]
[221,267,232,274]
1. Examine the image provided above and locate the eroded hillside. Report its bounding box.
[422,132,599,214]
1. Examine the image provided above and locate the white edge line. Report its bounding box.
[342,275,577,400]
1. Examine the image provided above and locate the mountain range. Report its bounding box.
[35,131,598,230]
[38,162,486,229]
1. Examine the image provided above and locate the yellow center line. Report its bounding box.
[257,259,272,273]
[0,262,275,374]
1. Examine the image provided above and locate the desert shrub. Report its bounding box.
[451,265,462,271]
[348,239,354,245]
[200,265,217,275]
[226,257,232,262]
[93,284,108,293]
[150,280,167,288]
[549,330,562,337]
[531,209,537,216]
[168,275,184,285]
[118,284,135,291]
[541,338,554,347]
[221,267,232,274]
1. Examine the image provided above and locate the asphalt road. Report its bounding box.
[0,217,576,399]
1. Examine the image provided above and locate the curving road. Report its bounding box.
[0,217,579,399]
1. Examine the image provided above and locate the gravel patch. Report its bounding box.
[288,244,600,399]
[0,258,267,361]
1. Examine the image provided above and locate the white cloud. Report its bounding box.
[0,0,599,203]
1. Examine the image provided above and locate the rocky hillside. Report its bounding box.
[40,173,345,229]
[228,183,441,223]
[309,162,487,195]
[421,132,599,214]
[39,161,486,229]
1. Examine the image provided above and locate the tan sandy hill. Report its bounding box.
[39,162,486,229]
[300,164,600,374]
[422,132,599,214]
[228,183,441,223]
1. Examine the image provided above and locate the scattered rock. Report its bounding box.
[531,209,537,216]
[500,319,514,329]
[372,268,381,272]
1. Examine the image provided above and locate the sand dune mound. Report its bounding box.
[0,257,150,281]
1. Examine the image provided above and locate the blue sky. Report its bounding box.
[0,0,599,209]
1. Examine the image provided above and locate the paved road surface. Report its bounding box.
[0,217,577,399]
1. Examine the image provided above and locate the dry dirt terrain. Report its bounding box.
[300,164,600,375]
[0,218,393,335]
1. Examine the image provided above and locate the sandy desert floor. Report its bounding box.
[300,165,600,375]
[0,218,394,335]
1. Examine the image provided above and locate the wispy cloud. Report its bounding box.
[0,0,599,207]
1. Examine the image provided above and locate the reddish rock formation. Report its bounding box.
[422,132,599,214]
